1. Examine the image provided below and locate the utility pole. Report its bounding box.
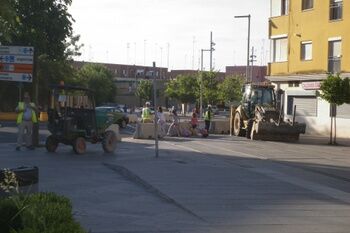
[210,31,215,71]
[250,46,257,82]
[200,48,210,119]
[143,40,147,65]
[126,43,130,64]
[153,62,159,158]
[192,36,196,70]
[167,43,170,68]
[234,14,251,82]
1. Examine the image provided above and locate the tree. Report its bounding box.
[0,0,81,110]
[77,64,116,106]
[218,75,244,105]
[135,80,153,105]
[0,0,15,41]
[320,74,350,144]
[199,71,220,105]
[165,75,199,104]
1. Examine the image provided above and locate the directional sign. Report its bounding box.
[0,46,34,83]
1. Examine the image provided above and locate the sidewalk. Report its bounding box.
[300,134,350,147]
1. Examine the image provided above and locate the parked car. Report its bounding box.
[95,106,129,128]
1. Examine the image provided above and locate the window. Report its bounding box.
[301,41,312,61]
[271,0,289,17]
[302,0,313,10]
[271,37,288,62]
[328,39,341,73]
[330,0,343,20]
[288,81,300,87]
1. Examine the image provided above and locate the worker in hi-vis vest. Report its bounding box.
[141,101,152,123]
[204,105,212,132]
[15,92,38,151]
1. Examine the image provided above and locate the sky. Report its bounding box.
[69,0,270,71]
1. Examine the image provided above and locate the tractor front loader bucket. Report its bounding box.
[251,121,306,142]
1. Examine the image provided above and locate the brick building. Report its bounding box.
[225,66,267,83]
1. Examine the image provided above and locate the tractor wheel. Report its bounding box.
[233,112,244,137]
[46,135,58,153]
[73,137,86,155]
[246,119,253,139]
[102,131,117,153]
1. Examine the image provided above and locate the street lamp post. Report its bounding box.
[234,14,251,82]
[200,49,210,119]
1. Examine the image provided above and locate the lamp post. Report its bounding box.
[200,49,210,118]
[234,14,251,82]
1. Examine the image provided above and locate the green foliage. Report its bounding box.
[0,0,15,41]
[0,0,81,111]
[0,193,85,233]
[165,75,199,103]
[0,198,23,233]
[320,74,350,105]
[76,64,116,106]
[218,75,244,105]
[135,80,153,103]
[200,71,220,105]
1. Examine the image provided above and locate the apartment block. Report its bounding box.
[267,0,350,138]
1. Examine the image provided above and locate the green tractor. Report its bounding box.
[231,83,306,142]
[45,84,118,154]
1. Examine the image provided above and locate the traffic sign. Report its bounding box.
[0,46,34,83]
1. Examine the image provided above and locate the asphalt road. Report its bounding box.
[1,124,350,232]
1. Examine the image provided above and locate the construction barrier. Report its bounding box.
[0,112,49,122]
[133,123,157,139]
[210,120,230,134]
[106,124,122,142]
[128,114,138,123]
[0,112,17,121]
[39,112,48,122]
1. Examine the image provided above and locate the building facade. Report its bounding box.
[74,61,169,107]
[267,0,350,138]
[226,66,267,83]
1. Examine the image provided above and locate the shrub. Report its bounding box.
[0,198,23,232]
[0,193,85,233]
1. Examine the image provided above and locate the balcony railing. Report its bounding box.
[328,57,341,73]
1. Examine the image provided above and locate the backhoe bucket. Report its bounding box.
[251,121,306,142]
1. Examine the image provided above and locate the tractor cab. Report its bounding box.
[241,83,276,118]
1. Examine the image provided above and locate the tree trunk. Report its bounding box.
[330,116,333,145]
[334,116,337,145]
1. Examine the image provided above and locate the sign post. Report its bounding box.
[0,46,34,83]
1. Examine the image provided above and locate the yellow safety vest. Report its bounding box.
[204,110,212,121]
[142,107,151,120]
[16,102,38,124]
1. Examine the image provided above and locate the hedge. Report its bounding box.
[0,192,85,233]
